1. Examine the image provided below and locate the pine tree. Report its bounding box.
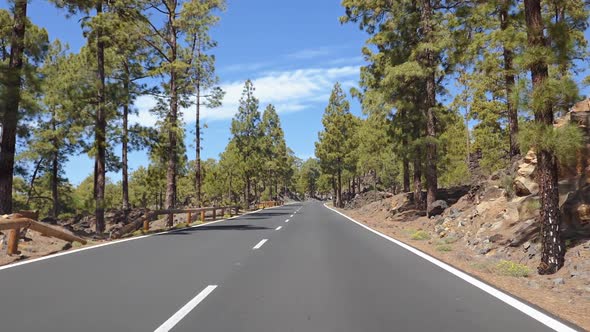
[230,80,262,208]
[181,0,225,207]
[261,104,289,200]
[23,42,89,217]
[0,1,48,214]
[140,0,217,225]
[521,0,588,274]
[315,83,357,208]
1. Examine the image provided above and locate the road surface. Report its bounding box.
[0,201,572,331]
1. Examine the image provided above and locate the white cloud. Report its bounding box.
[286,47,334,60]
[129,64,360,126]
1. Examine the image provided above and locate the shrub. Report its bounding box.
[495,260,530,277]
[173,222,189,229]
[471,261,494,273]
[58,212,75,220]
[443,236,459,244]
[132,230,145,237]
[410,230,431,240]
[436,244,453,252]
[500,175,515,199]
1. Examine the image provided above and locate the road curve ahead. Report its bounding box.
[0,201,572,331]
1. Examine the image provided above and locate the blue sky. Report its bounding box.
[8,0,368,185]
[4,1,589,185]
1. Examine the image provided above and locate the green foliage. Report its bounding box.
[518,123,584,166]
[315,83,359,205]
[438,110,470,186]
[500,175,515,198]
[410,230,431,241]
[436,244,453,252]
[296,158,321,197]
[494,260,530,278]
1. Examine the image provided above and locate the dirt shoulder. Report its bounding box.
[335,206,590,331]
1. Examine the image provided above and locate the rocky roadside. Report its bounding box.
[337,197,590,330]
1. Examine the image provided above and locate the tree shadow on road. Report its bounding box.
[158,224,272,235]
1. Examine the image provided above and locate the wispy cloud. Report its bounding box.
[130,64,360,126]
[220,61,270,73]
[286,46,335,60]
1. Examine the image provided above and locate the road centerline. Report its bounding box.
[154,285,217,332]
[253,239,268,250]
[275,226,282,230]
[285,219,289,223]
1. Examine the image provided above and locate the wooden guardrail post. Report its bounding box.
[212,208,216,221]
[168,212,174,227]
[200,210,205,222]
[221,208,225,217]
[7,228,20,255]
[187,211,192,224]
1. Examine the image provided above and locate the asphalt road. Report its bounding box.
[0,201,570,331]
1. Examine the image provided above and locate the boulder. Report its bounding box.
[513,176,539,196]
[513,149,539,196]
[389,192,413,214]
[428,200,449,216]
[509,219,540,247]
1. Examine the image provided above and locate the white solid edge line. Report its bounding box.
[154,285,217,332]
[0,206,276,272]
[275,226,282,230]
[323,203,577,332]
[253,239,268,250]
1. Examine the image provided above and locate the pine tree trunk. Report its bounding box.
[421,0,438,215]
[373,170,377,201]
[195,70,202,207]
[254,179,259,204]
[0,0,26,215]
[347,177,351,197]
[165,10,178,228]
[332,175,336,206]
[524,0,564,274]
[413,155,424,209]
[246,176,251,209]
[401,109,411,192]
[51,113,59,218]
[501,1,519,158]
[51,149,59,218]
[269,171,274,199]
[25,158,43,206]
[95,1,106,234]
[122,63,130,211]
[337,167,343,208]
[402,156,410,193]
